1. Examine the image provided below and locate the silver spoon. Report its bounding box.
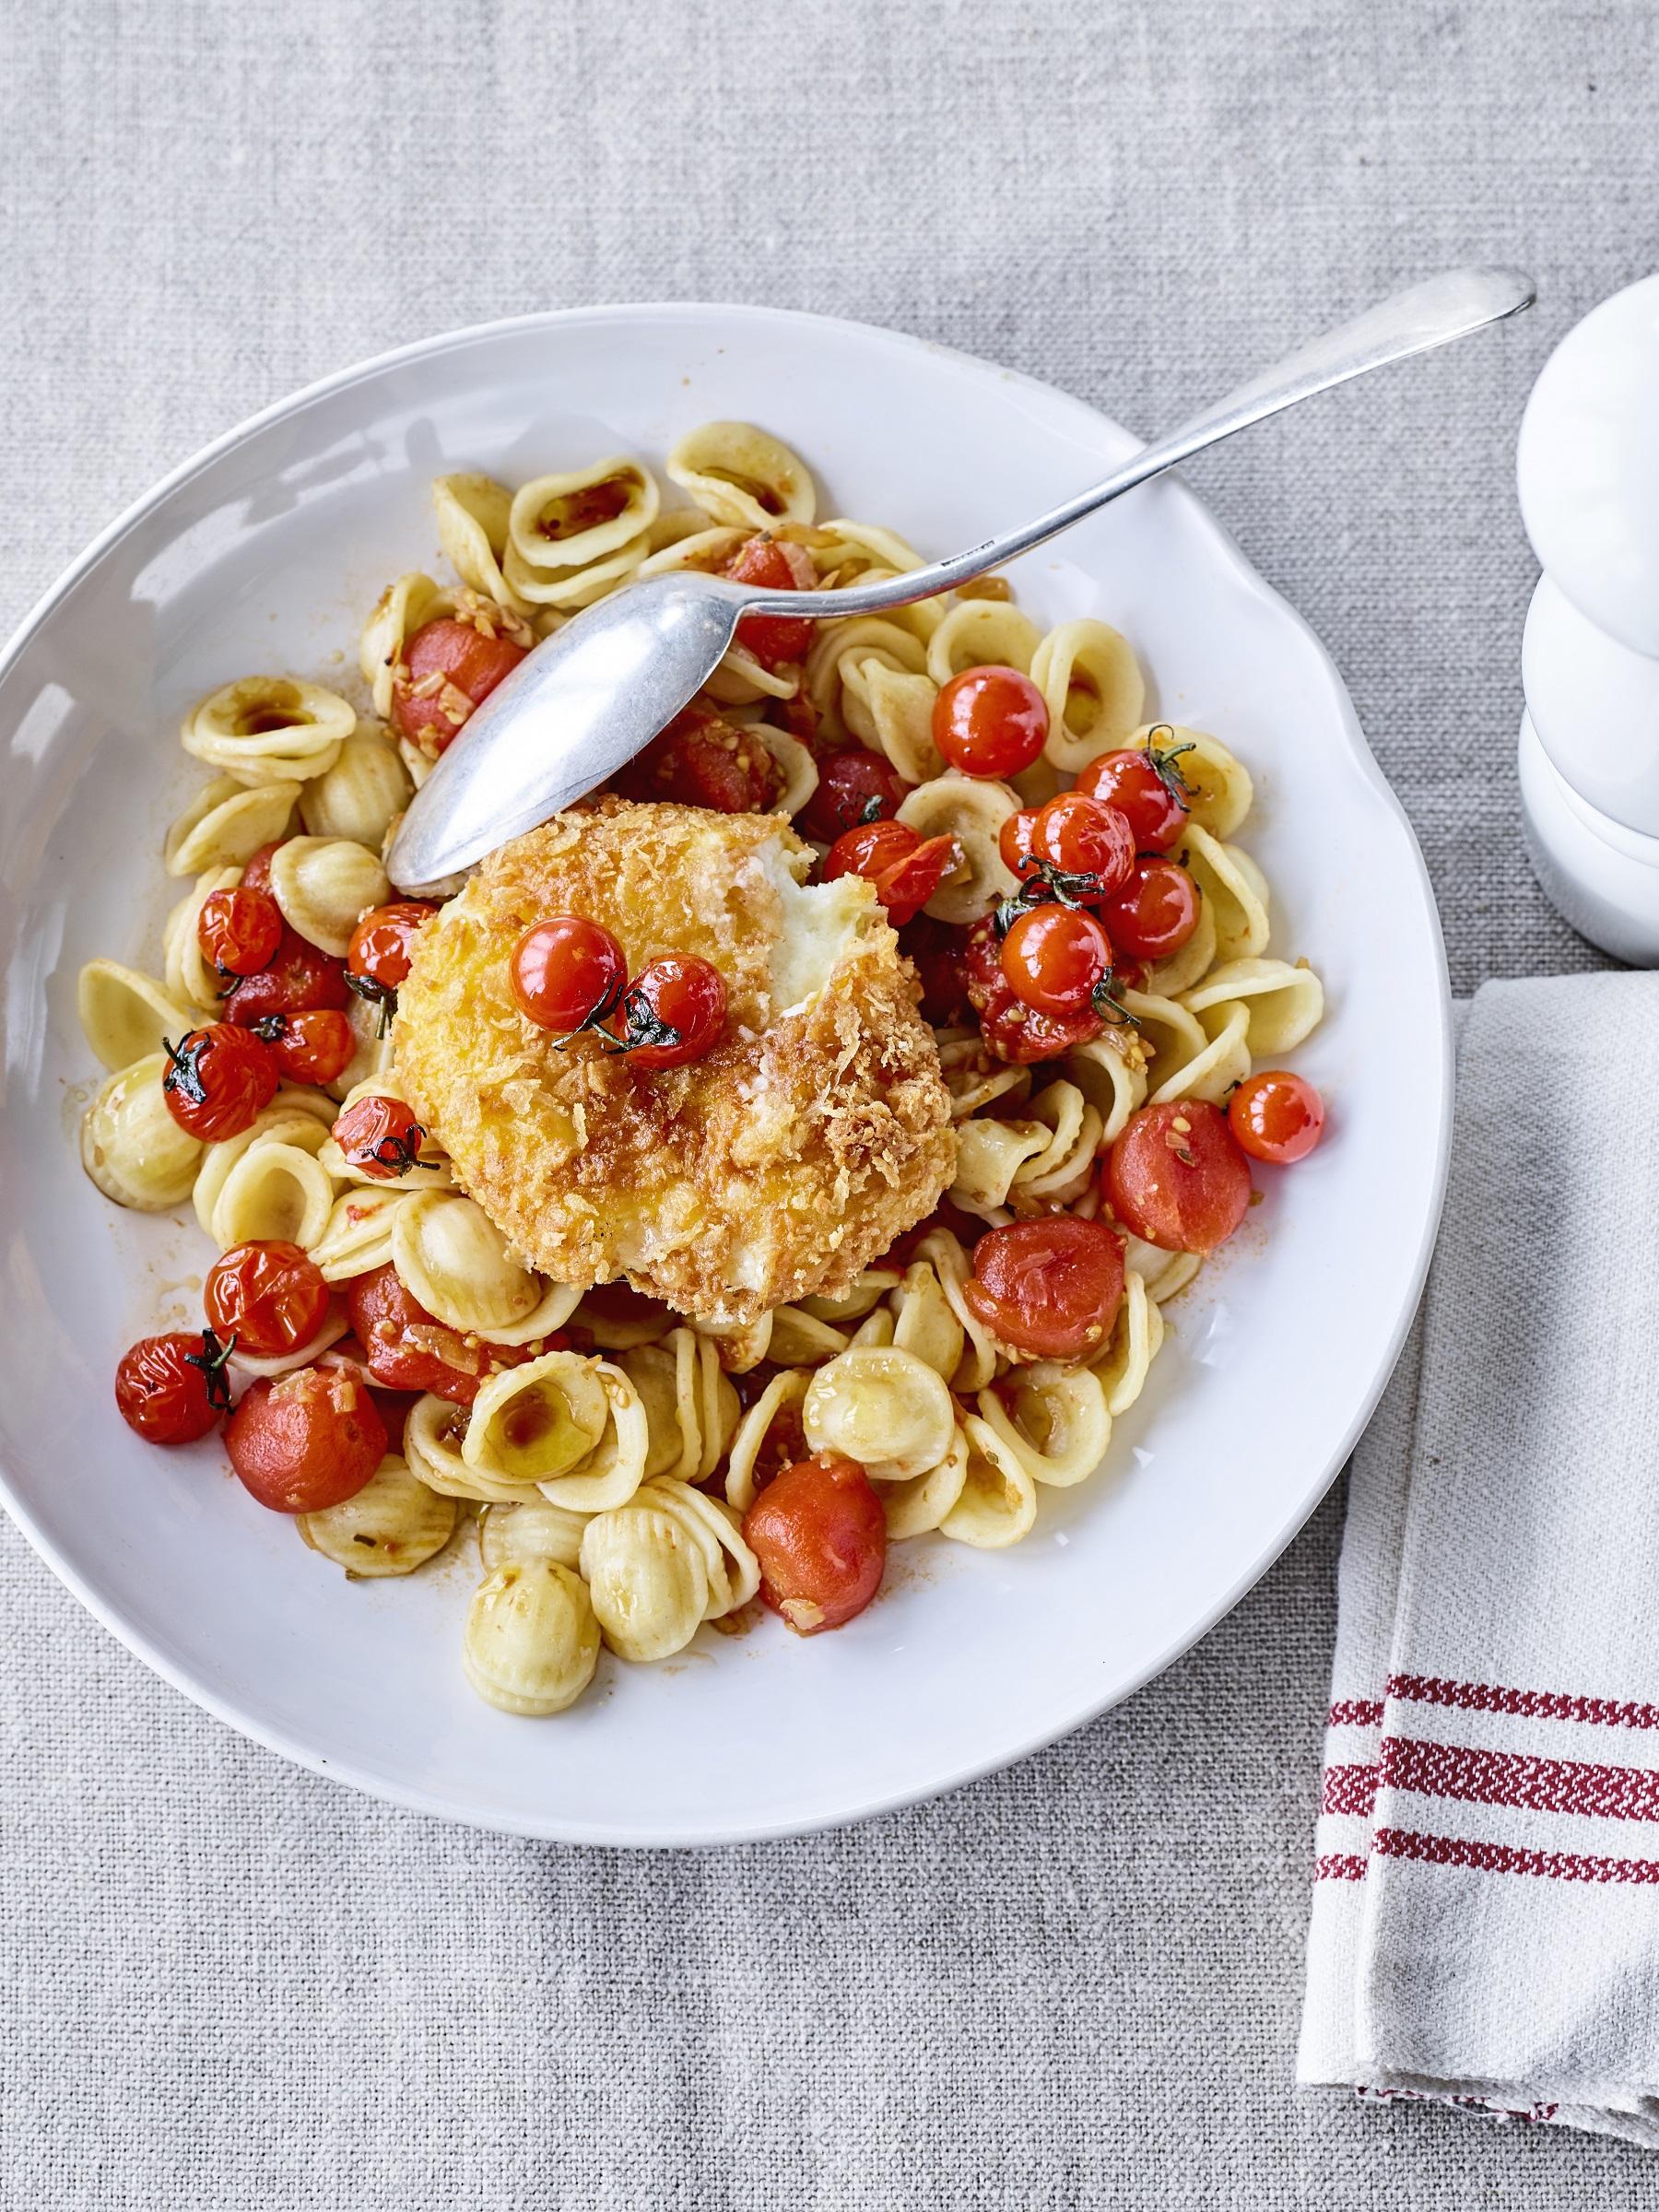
[387,265,1534,894]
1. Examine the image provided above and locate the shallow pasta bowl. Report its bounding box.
[0,304,1451,1844]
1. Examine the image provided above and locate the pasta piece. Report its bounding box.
[925,600,1042,684]
[501,531,653,610]
[77,960,195,1073]
[1091,1270,1165,1417]
[230,1309,350,1381]
[914,1229,999,1392]
[299,1454,457,1576]
[1145,898,1218,999]
[806,618,929,736]
[1064,1033,1149,1144]
[1120,1234,1204,1304]
[164,775,299,876]
[462,1561,599,1716]
[645,1478,759,1617]
[1124,723,1253,839]
[579,1500,712,1665]
[974,1367,1112,1488]
[691,1308,773,1375]
[1122,988,1209,1095]
[571,1287,676,1351]
[888,1259,965,1382]
[751,724,818,816]
[951,1115,1050,1213]
[432,472,524,612]
[507,457,659,574]
[878,1427,970,1538]
[617,1329,735,1485]
[359,573,459,718]
[1030,619,1146,774]
[1149,1000,1251,1108]
[796,1271,903,1325]
[163,865,241,1009]
[407,1392,536,1504]
[938,1415,1039,1548]
[390,1191,578,1342]
[191,1096,334,1239]
[535,1361,650,1514]
[1183,824,1271,961]
[634,524,747,579]
[1008,1080,1102,1206]
[841,659,943,782]
[304,1187,413,1283]
[807,518,928,587]
[766,1307,850,1367]
[803,1347,956,1481]
[850,1307,896,1348]
[464,1350,611,1485]
[1181,957,1324,1056]
[298,731,412,851]
[894,771,1020,924]
[665,422,815,533]
[477,1498,589,1572]
[268,836,391,959]
[80,1053,203,1210]
[182,677,353,786]
[935,1035,1031,1120]
[703,644,801,706]
[724,1367,811,1513]
[208,1138,335,1250]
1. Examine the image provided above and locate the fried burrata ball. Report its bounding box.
[394,799,956,1326]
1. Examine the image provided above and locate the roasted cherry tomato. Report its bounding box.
[223,926,351,1027]
[1106,1100,1252,1253]
[821,820,957,925]
[618,704,783,813]
[1076,738,1193,852]
[345,900,439,1014]
[726,533,818,668]
[226,1366,387,1512]
[1228,1070,1326,1166]
[394,616,527,754]
[962,1216,1126,1361]
[510,915,627,1034]
[196,885,283,981]
[238,841,283,895]
[932,665,1049,778]
[799,747,913,842]
[251,1007,356,1087]
[899,915,972,1025]
[332,1093,429,1179]
[822,820,918,884]
[204,1241,331,1359]
[611,955,727,1071]
[114,1329,235,1444]
[345,1262,526,1405]
[1029,791,1135,900]
[963,914,1109,1065]
[742,1455,887,1634]
[161,1023,279,1141]
[998,806,1041,879]
[1100,856,1201,962]
[999,903,1115,1017]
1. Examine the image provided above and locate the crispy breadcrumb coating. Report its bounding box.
[394,799,956,1325]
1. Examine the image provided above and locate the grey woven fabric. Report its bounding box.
[2,0,1654,2204]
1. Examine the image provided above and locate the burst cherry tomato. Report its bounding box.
[346,1263,526,1405]
[114,1330,235,1444]
[204,1241,332,1358]
[394,616,528,754]
[1228,1071,1326,1165]
[742,1455,887,1634]
[618,704,782,813]
[196,886,283,981]
[1029,791,1135,899]
[612,955,727,1070]
[161,1024,279,1141]
[1106,1100,1252,1253]
[226,1366,387,1512]
[933,665,1049,778]
[998,806,1041,878]
[345,900,439,1010]
[511,915,627,1033]
[799,747,913,841]
[223,927,351,1027]
[1100,856,1201,962]
[999,903,1114,1016]
[822,820,918,884]
[238,841,283,895]
[332,1093,429,1179]
[962,1217,1126,1361]
[821,820,957,925]
[251,1007,356,1086]
[963,914,1109,1064]
[726,534,818,668]
[1077,740,1193,851]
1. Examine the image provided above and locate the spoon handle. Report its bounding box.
[758,266,1535,620]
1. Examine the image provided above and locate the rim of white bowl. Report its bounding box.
[0,304,1453,1842]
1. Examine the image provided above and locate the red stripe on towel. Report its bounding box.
[1327,1699,1384,1728]
[1321,1763,1381,1818]
[1314,1853,1371,1882]
[1382,1737,1659,1822]
[1386,1677,1659,1730]
[1375,1829,1659,1883]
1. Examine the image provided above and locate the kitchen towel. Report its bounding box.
[1299,971,1659,2144]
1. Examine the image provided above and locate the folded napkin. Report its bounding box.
[1298,972,1659,2145]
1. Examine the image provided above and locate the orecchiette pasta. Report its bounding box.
[804,1347,957,1481]
[894,771,1021,924]
[77,961,195,1073]
[1183,823,1271,960]
[359,573,459,718]
[1030,619,1146,774]
[304,1188,412,1282]
[81,1054,203,1210]
[665,421,815,533]
[164,865,242,1009]
[508,457,659,575]
[432,473,524,612]
[1124,723,1253,839]
[207,1137,335,1250]
[182,676,354,785]
[297,732,412,850]
[298,1455,457,1576]
[390,1192,578,1342]
[938,1416,1039,1548]
[268,835,391,959]
[974,1367,1112,1488]
[926,599,1042,684]
[1180,957,1325,1055]
[477,1497,590,1573]
[164,775,300,876]
[463,1561,600,1716]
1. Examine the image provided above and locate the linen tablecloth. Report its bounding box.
[3,2,1654,2204]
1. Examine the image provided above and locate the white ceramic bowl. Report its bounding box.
[1519,711,1659,964]
[1523,573,1659,836]
[0,306,1450,1843]
[1517,274,1659,656]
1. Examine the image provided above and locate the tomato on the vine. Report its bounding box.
[204,1241,332,1358]
[932,665,1049,778]
[161,1024,279,1141]
[822,820,959,925]
[999,903,1115,1016]
[963,915,1111,1065]
[726,534,818,668]
[1105,1100,1252,1253]
[1228,1071,1326,1166]
[962,1216,1126,1360]
[196,886,283,981]
[742,1455,887,1634]
[510,915,628,1034]
[226,1367,387,1512]
[1028,791,1135,899]
[251,1007,356,1087]
[799,748,913,842]
[223,927,351,1027]
[345,900,439,1017]
[1100,857,1200,962]
[998,806,1041,879]
[1077,737,1194,851]
[610,955,727,1070]
[332,1093,429,1179]
[114,1329,235,1444]
[394,616,527,755]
